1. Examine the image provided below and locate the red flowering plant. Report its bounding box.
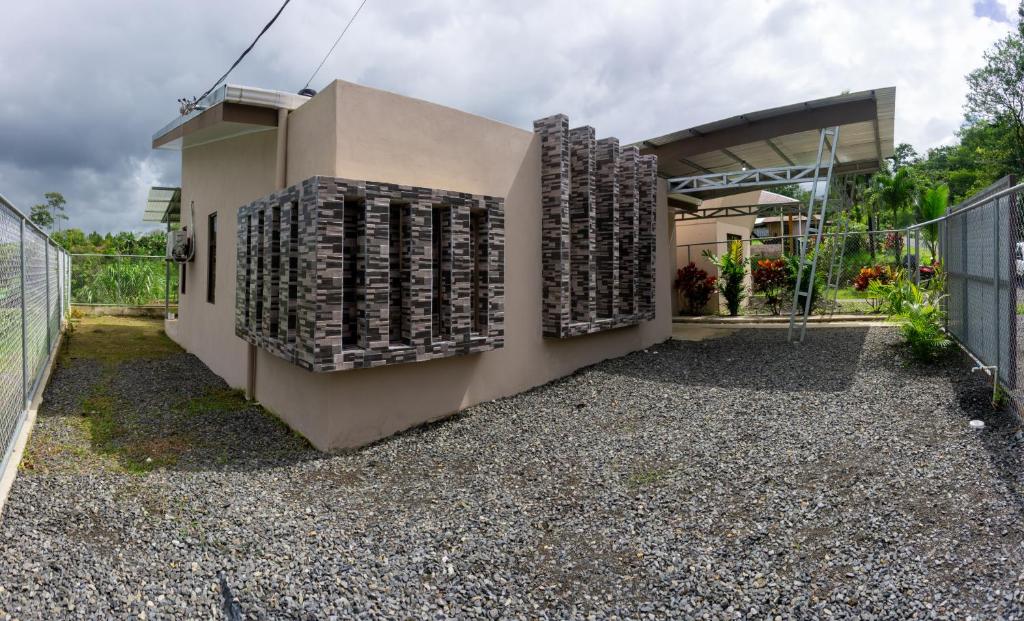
[852,265,891,312]
[674,263,716,315]
[884,232,904,261]
[852,265,891,292]
[751,258,788,315]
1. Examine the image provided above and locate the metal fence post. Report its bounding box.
[963,213,969,345]
[19,220,28,409]
[44,241,51,355]
[914,228,921,286]
[994,198,1001,381]
[57,246,63,326]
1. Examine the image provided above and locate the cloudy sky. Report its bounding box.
[0,0,1018,233]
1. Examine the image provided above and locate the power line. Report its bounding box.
[182,0,293,113]
[302,0,369,91]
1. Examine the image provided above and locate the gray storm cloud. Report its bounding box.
[0,0,1015,233]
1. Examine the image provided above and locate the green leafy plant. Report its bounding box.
[674,263,716,315]
[892,297,952,361]
[868,269,919,316]
[704,241,746,316]
[783,253,823,312]
[878,277,951,361]
[77,259,168,306]
[916,185,949,257]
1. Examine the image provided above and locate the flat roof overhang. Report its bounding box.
[637,87,895,200]
[152,84,309,150]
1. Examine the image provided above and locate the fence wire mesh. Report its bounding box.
[935,178,1021,409]
[0,198,69,474]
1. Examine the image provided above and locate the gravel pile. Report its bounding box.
[3,326,1024,619]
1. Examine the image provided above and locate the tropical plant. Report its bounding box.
[751,257,788,315]
[883,231,904,262]
[76,259,169,306]
[916,184,949,257]
[867,269,918,316]
[852,265,892,312]
[674,263,716,315]
[783,253,824,312]
[876,167,916,230]
[704,241,746,316]
[852,265,891,292]
[886,280,951,361]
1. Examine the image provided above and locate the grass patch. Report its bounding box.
[627,468,670,488]
[22,316,189,475]
[81,390,183,473]
[183,388,248,415]
[22,316,313,475]
[61,315,181,366]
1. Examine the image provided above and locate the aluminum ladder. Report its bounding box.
[787,126,840,344]
[824,211,851,316]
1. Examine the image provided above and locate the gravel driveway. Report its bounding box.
[2,319,1024,619]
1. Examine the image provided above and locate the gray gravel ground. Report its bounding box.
[3,325,1024,619]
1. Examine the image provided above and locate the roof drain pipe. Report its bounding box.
[246,106,289,402]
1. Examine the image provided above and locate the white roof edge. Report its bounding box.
[152,84,310,143]
[636,86,896,148]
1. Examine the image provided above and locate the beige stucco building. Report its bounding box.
[154,80,672,451]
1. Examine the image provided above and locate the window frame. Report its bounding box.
[206,211,217,304]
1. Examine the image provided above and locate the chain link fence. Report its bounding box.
[925,177,1022,410]
[675,228,927,315]
[0,194,70,476]
[69,254,177,309]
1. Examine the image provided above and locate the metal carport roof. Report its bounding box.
[634,87,895,199]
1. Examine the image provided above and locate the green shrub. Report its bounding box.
[783,253,823,312]
[881,278,951,361]
[893,299,951,361]
[76,259,169,306]
[868,269,918,316]
[704,241,746,316]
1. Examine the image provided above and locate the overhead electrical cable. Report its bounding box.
[187,0,293,110]
[302,0,369,91]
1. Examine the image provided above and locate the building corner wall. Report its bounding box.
[179,81,670,451]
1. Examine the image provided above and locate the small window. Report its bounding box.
[180,263,186,294]
[207,212,217,304]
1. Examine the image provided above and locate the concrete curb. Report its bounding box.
[0,329,64,518]
[673,314,886,325]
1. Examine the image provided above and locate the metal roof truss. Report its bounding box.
[667,163,824,195]
[674,202,803,222]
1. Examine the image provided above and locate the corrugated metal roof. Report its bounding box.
[143,186,181,224]
[636,87,895,181]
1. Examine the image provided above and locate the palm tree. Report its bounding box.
[916,184,949,258]
[877,167,916,229]
[862,174,887,260]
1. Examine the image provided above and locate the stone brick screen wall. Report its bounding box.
[535,114,657,338]
[236,176,505,372]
